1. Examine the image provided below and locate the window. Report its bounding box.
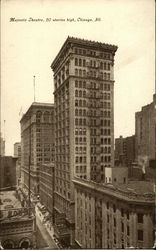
[79,58,82,66]
[107,202,109,209]
[121,222,124,232]
[75,58,78,66]
[127,226,129,236]
[113,204,116,213]
[138,213,143,223]
[114,218,116,227]
[138,230,143,241]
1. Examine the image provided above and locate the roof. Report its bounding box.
[51,36,118,69]
[0,191,22,210]
[20,101,54,123]
[73,178,154,204]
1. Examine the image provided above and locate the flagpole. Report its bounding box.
[33,75,36,102]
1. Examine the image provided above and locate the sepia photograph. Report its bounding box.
[0,0,155,249]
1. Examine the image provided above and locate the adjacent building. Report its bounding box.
[0,133,5,156]
[14,142,21,186]
[39,162,54,219]
[115,135,135,167]
[20,102,54,196]
[51,36,118,245]
[0,190,36,249]
[135,94,156,163]
[0,156,17,190]
[74,177,155,249]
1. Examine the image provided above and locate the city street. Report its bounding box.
[35,206,58,249]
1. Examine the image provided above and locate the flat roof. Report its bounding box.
[73,178,154,203]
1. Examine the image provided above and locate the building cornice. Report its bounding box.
[51,36,118,70]
[73,178,154,204]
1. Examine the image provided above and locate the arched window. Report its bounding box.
[75,69,78,76]
[36,111,42,123]
[79,109,82,116]
[75,109,78,116]
[75,58,78,66]
[43,111,49,123]
[75,90,78,97]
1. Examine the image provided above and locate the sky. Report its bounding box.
[1,0,155,156]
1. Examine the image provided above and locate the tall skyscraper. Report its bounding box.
[20,102,54,195]
[51,37,118,245]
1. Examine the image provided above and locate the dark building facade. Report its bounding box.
[14,142,21,186]
[0,133,5,156]
[20,102,54,196]
[0,156,17,190]
[135,94,156,163]
[73,178,155,249]
[115,135,135,167]
[39,163,54,217]
[51,36,118,245]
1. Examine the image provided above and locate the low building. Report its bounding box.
[39,162,54,220]
[0,156,17,190]
[73,178,155,249]
[0,190,36,249]
[105,166,128,184]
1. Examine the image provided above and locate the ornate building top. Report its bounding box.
[51,36,118,70]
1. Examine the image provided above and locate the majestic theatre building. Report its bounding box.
[51,37,118,245]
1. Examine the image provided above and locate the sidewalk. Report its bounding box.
[35,204,56,245]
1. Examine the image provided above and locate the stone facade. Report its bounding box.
[20,102,54,196]
[115,135,135,166]
[39,163,54,217]
[0,156,17,189]
[0,191,36,249]
[14,142,21,186]
[74,178,155,249]
[51,37,118,246]
[135,94,156,163]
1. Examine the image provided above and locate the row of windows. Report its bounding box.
[75,118,86,126]
[75,156,87,163]
[75,90,86,97]
[75,99,86,107]
[75,128,86,135]
[75,146,86,153]
[75,58,86,67]
[99,72,111,80]
[75,80,86,88]
[100,61,111,70]
[75,137,86,143]
[76,165,86,173]
[74,47,111,59]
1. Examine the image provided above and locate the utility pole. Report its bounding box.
[28,117,31,217]
[33,75,36,102]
